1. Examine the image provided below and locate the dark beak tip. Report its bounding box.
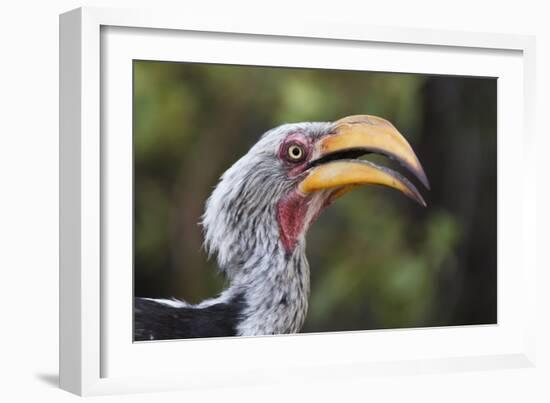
[414,194,427,208]
[422,178,431,191]
[415,166,431,191]
[405,182,427,208]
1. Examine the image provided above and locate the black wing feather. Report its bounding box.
[134,295,246,341]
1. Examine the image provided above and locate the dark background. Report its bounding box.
[133,60,497,332]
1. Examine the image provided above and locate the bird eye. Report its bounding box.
[287,144,305,162]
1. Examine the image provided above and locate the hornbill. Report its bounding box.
[135,115,429,341]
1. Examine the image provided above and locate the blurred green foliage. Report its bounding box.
[134,61,496,332]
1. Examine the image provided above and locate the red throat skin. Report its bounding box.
[276,191,326,254]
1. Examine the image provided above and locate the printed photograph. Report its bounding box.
[133,61,497,341]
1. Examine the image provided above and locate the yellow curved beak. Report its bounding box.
[298,115,429,206]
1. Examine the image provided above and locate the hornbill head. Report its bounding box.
[203,114,428,268]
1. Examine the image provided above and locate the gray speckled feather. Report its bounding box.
[137,122,334,338]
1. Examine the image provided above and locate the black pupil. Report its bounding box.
[291,147,301,157]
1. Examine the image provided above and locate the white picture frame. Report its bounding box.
[59,6,537,396]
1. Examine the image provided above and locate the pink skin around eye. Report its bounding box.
[276,132,319,253]
[278,132,312,177]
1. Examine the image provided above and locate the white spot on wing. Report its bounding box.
[142,298,189,308]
